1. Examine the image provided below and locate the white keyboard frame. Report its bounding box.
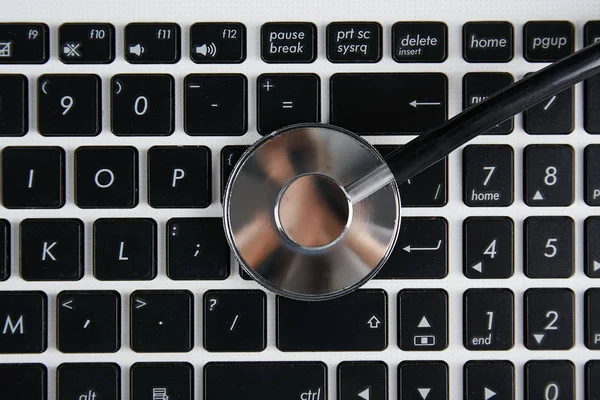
[1,0,600,398]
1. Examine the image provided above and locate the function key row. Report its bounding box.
[3,287,600,353]
[1,216,599,282]
[0,21,599,64]
[2,72,600,136]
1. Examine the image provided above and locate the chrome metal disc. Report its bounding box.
[223,124,401,301]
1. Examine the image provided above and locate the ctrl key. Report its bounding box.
[204,362,327,400]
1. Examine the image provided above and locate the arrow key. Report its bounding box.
[399,361,448,400]
[525,288,574,350]
[464,360,514,400]
[399,289,448,351]
[338,361,387,400]
[464,217,514,279]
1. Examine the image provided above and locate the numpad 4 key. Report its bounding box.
[0,0,600,399]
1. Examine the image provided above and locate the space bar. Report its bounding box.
[330,73,448,135]
[204,362,327,399]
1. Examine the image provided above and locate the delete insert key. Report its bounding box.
[392,22,448,63]
[261,22,317,63]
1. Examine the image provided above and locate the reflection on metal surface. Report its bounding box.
[223,124,400,301]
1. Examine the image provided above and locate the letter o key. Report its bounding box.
[94,169,115,188]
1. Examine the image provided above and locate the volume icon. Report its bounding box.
[195,42,217,57]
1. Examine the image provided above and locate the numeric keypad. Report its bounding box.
[524,145,574,206]
[525,288,574,350]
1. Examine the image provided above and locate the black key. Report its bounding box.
[184,74,247,135]
[0,23,48,64]
[463,21,514,62]
[584,22,600,134]
[38,74,101,136]
[75,146,138,208]
[277,289,386,351]
[131,290,193,352]
[338,361,387,400]
[464,361,514,400]
[463,73,514,134]
[326,22,382,63]
[525,288,574,350]
[1,146,65,209]
[524,216,574,278]
[398,361,448,400]
[585,145,600,206]
[463,145,513,206]
[57,291,120,353]
[464,217,514,279]
[203,290,266,352]
[190,22,246,63]
[111,74,174,136]
[124,23,180,63]
[20,219,83,281]
[221,145,249,200]
[398,289,448,351]
[0,74,27,136]
[376,146,447,207]
[131,362,193,400]
[524,21,574,62]
[525,361,574,400]
[0,364,46,399]
[94,218,156,281]
[586,217,600,277]
[392,22,447,63]
[524,144,574,206]
[0,220,8,281]
[261,22,317,63]
[523,86,574,134]
[464,289,514,350]
[376,217,447,279]
[167,218,230,280]
[257,73,320,135]
[59,23,115,64]
[205,362,325,400]
[585,289,600,349]
[330,73,447,134]
[587,360,600,399]
[58,363,120,400]
[0,292,46,353]
[148,146,211,208]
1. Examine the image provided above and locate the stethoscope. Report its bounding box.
[224,41,600,301]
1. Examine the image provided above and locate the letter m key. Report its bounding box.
[2,314,24,334]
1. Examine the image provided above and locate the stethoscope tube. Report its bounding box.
[346,40,600,204]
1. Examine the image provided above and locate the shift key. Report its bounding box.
[330,73,447,134]
[277,289,387,351]
[205,362,327,400]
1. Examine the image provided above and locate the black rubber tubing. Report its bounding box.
[385,40,600,185]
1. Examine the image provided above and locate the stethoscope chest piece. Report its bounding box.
[223,124,401,301]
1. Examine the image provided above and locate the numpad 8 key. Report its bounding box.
[1,2,600,399]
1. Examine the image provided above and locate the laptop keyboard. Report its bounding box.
[1,5,600,399]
